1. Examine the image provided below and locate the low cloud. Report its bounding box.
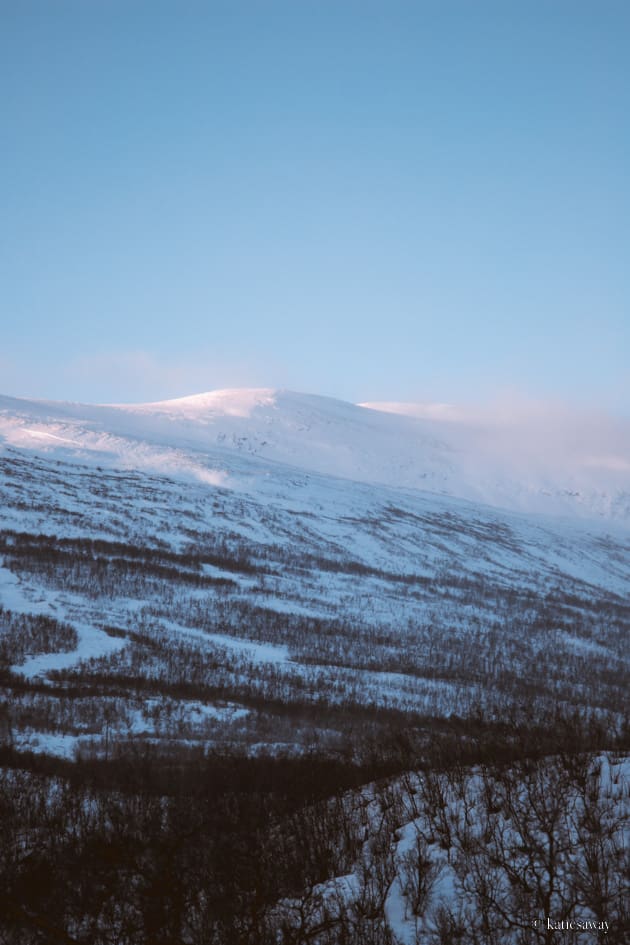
[363,394,630,481]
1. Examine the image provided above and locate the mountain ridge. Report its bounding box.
[1,387,628,526]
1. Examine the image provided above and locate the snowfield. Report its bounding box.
[1,387,629,523]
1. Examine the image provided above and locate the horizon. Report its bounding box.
[2,2,629,415]
[2,383,629,483]
[3,381,630,428]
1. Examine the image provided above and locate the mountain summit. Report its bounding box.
[0,388,628,524]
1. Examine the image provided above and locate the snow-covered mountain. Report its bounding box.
[0,387,628,525]
[1,385,628,759]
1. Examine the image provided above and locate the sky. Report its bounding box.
[1,0,629,411]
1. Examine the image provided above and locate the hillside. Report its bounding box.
[0,388,628,944]
[0,388,628,760]
[1,388,629,523]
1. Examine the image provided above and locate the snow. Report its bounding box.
[13,622,126,679]
[0,386,628,754]
[0,566,126,678]
[12,730,83,759]
[0,386,627,939]
[125,698,249,734]
[111,387,278,418]
[1,387,628,525]
[203,632,289,664]
[155,619,290,664]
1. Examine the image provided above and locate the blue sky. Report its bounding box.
[2,1,629,410]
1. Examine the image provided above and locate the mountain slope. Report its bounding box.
[0,385,628,760]
[1,387,629,524]
[1,414,628,751]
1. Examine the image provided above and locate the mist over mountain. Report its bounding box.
[1,387,629,525]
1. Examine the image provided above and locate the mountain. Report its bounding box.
[1,385,628,746]
[1,387,629,524]
[1,387,629,943]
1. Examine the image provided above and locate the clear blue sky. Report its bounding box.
[2,0,629,410]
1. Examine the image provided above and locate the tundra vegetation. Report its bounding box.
[0,450,628,943]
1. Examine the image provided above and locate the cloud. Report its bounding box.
[362,393,630,482]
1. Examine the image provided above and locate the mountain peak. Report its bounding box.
[111,387,280,419]
[0,387,628,526]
